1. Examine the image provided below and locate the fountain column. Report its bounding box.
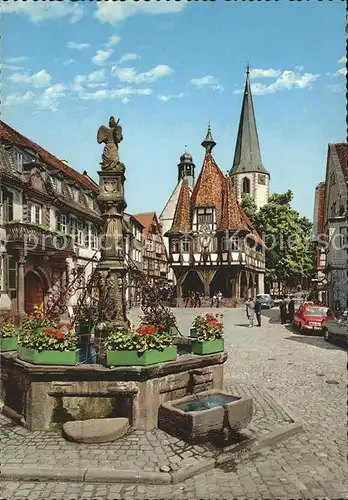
[95,117,129,357]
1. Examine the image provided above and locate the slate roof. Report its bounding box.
[0,120,99,193]
[230,71,269,176]
[167,179,192,234]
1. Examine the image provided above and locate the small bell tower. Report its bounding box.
[177,147,195,190]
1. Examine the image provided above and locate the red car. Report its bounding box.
[292,303,336,333]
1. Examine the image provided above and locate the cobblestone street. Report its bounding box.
[1,307,346,499]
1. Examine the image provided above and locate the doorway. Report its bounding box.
[25,271,45,314]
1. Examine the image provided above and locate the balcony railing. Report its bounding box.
[5,222,74,254]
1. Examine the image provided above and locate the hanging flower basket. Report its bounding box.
[190,313,225,355]
[18,310,78,365]
[0,313,18,352]
[104,323,177,366]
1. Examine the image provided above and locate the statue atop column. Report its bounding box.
[97,116,125,173]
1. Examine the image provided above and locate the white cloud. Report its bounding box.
[4,56,29,63]
[234,70,319,95]
[112,64,173,84]
[106,35,121,49]
[4,91,36,107]
[95,2,186,24]
[79,87,152,101]
[158,93,184,102]
[338,56,347,64]
[332,67,346,77]
[122,97,130,104]
[62,59,75,66]
[118,53,139,64]
[72,69,107,93]
[39,84,66,112]
[190,75,223,91]
[2,2,83,23]
[92,50,113,65]
[67,41,90,50]
[249,68,281,79]
[1,64,23,72]
[9,69,52,88]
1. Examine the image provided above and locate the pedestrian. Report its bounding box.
[245,297,255,327]
[288,295,295,323]
[211,292,216,307]
[184,291,190,308]
[216,291,223,308]
[279,296,287,324]
[254,296,262,327]
[195,290,201,308]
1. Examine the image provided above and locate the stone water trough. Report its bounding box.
[158,388,253,441]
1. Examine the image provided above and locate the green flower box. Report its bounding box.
[1,337,18,352]
[191,339,224,355]
[18,346,79,365]
[190,328,198,338]
[106,346,177,366]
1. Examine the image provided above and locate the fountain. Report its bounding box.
[0,116,228,432]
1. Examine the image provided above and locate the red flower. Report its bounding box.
[55,332,67,340]
[137,325,156,336]
[44,329,55,335]
[158,323,165,331]
[1,313,10,320]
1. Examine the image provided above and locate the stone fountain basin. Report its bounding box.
[158,388,253,441]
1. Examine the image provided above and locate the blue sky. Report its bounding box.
[2,0,346,219]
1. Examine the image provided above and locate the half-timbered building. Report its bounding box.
[165,126,265,305]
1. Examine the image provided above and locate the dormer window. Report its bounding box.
[196,207,215,232]
[13,151,23,172]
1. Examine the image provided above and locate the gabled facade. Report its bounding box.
[165,126,265,304]
[133,212,169,285]
[0,120,102,318]
[321,143,347,311]
[229,67,270,210]
[124,213,144,308]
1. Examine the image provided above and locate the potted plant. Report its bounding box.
[0,313,18,351]
[140,308,179,336]
[104,323,177,366]
[18,309,78,365]
[190,313,224,355]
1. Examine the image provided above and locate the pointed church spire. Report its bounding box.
[201,122,216,153]
[229,67,269,175]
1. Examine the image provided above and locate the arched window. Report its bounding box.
[242,177,251,194]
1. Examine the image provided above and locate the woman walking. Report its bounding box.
[245,297,255,327]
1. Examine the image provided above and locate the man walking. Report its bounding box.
[245,297,255,328]
[288,296,295,323]
[254,296,262,327]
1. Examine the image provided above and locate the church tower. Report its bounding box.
[229,66,270,210]
[177,150,195,190]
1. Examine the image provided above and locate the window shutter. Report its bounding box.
[56,211,61,232]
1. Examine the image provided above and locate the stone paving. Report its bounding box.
[1,307,347,499]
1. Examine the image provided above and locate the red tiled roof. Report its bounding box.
[133,212,156,237]
[238,204,264,245]
[334,143,348,180]
[0,120,99,193]
[316,182,326,235]
[190,153,225,225]
[167,179,191,234]
[218,176,250,231]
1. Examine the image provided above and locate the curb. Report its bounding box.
[0,422,303,485]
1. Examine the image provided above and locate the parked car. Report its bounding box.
[322,311,347,347]
[292,303,336,333]
[256,294,274,309]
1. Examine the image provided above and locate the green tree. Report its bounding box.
[240,193,257,224]
[253,190,316,289]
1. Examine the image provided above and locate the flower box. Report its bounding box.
[106,346,177,366]
[191,339,224,355]
[18,346,79,365]
[1,337,18,352]
[190,327,198,338]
